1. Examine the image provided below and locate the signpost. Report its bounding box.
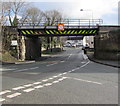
[58,24,64,31]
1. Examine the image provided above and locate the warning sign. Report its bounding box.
[58,24,64,31]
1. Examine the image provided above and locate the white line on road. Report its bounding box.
[0,90,11,95]
[23,88,35,92]
[68,77,102,85]
[67,54,72,60]
[52,80,60,84]
[53,76,58,78]
[57,74,63,76]
[43,83,52,86]
[14,69,29,72]
[46,63,58,67]
[81,62,86,64]
[0,98,5,102]
[62,72,67,75]
[7,93,21,98]
[12,86,25,90]
[48,77,54,80]
[60,61,65,63]
[80,61,90,68]
[34,85,44,89]
[33,82,42,85]
[14,67,39,72]
[24,84,33,87]
[29,67,39,70]
[42,79,49,82]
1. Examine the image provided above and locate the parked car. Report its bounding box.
[63,43,71,47]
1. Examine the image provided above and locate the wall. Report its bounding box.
[95,26,120,60]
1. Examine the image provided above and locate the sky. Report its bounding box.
[24,0,119,25]
[4,0,119,25]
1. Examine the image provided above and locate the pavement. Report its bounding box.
[87,53,120,68]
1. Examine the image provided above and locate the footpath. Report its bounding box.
[0,56,50,65]
[87,53,120,68]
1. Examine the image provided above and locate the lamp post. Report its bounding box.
[80,9,93,26]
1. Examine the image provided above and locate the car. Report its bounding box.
[63,43,71,47]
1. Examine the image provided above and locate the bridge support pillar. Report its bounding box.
[25,37,41,60]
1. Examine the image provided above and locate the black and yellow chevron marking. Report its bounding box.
[20,29,97,36]
[21,30,43,35]
[45,29,97,35]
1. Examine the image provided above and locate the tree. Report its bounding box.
[20,7,44,26]
[43,10,63,51]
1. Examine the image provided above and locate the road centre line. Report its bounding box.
[14,69,29,72]
[0,98,5,102]
[14,67,39,72]
[53,76,58,78]
[33,82,42,85]
[7,93,21,98]
[67,54,72,59]
[60,61,65,63]
[29,67,39,70]
[24,84,33,87]
[0,90,11,96]
[12,86,25,90]
[46,63,58,67]
[80,61,90,68]
[43,83,52,86]
[23,88,35,92]
[42,79,49,82]
[34,85,44,89]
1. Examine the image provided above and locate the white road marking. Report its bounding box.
[69,77,102,85]
[0,90,11,95]
[33,82,42,85]
[61,61,65,63]
[57,74,62,76]
[24,84,33,87]
[81,62,86,64]
[62,77,67,79]
[34,85,44,89]
[58,78,64,81]
[67,54,72,59]
[12,86,25,90]
[52,80,59,84]
[53,76,58,78]
[14,69,29,72]
[29,67,39,70]
[23,88,35,92]
[82,54,88,60]
[0,98,5,102]
[48,77,54,80]
[62,72,67,75]
[44,83,52,86]
[7,93,21,98]
[42,79,49,82]
[80,61,90,68]
[46,63,58,67]
[26,72,39,75]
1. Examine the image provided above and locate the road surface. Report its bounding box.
[0,47,118,104]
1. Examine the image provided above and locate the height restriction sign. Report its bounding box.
[58,24,64,31]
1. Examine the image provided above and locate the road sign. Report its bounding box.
[58,24,64,31]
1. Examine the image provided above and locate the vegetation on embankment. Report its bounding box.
[0,50,17,62]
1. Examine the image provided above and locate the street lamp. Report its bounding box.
[80,9,93,26]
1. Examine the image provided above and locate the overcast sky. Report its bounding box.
[24,0,119,25]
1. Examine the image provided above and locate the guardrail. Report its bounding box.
[18,19,103,29]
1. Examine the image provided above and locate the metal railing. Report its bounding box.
[18,19,103,29]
